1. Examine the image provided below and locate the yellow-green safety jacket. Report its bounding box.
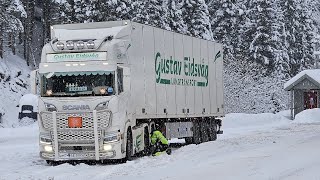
[151,130,169,145]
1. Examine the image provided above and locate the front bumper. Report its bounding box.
[40,141,123,161]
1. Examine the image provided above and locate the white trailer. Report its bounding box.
[31,21,224,164]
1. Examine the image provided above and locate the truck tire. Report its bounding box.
[46,160,60,166]
[185,137,193,144]
[193,120,201,144]
[126,129,133,161]
[143,127,151,156]
[208,120,217,141]
[200,120,209,143]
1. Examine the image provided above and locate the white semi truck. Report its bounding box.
[31,21,224,164]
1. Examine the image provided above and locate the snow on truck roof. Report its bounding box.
[51,21,130,40]
[284,69,320,91]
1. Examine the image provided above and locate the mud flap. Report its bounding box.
[216,119,223,134]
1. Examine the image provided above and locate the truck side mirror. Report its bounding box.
[30,70,39,95]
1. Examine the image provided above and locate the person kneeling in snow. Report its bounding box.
[150,124,170,156]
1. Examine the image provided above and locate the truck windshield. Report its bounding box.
[41,71,115,97]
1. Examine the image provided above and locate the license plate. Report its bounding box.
[68,117,82,128]
[60,153,89,158]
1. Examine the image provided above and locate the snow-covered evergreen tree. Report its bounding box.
[73,0,90,22]
[280,0,315,76]
[108,0,133,20]
[181,0,213,40]
[132,0,169,30]
[90,0,132,22]
[247,0,279,71]
[209,0,244,60]
[59,0,78,23]
[0,0,25,58]
[167,0,187,33]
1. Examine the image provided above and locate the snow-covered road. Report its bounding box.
[1,110,320,180]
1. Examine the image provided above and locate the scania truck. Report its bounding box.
[31,21,224,164]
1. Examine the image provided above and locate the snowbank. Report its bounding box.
[0,54,31,127]
[222,111,291,136]
[294,108,320,124]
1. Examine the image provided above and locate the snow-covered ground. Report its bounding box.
[1,109,320,180]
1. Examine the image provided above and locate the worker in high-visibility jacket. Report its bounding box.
[150,125,169,156]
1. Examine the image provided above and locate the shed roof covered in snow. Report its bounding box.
[284,69,320,91]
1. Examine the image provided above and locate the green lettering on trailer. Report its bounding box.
[155,52,209,87]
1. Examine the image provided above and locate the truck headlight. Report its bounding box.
[95,101,109,111]
[40,132,52,146]
[103,132,120,143]
[44,145,53,152]
[40,136,52,144]
[103,144,112,151]
[44,103,57,112]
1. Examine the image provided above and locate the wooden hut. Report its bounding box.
[284,69,320,119]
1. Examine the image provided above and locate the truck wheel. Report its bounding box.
[200,120,209,143]
[193,120,201,144]
[185,137,193,144]
[208,120,217,141]
[143,127,151,156]
[46,160,59,166]
[126,130,133,161]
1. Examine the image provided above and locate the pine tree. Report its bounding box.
[89,0,106,22]
[167,0,187,33]
[0,0,25,58]
[280,0,315,76]
[132,0,149,24]
[246,0,279,71]
[181,0,213,40]
[59,0,77,23]
[107,0,133,21]
[132,0,169,30]
[21,0,36,66]
[209,0,243,59]
[73,0,90,23]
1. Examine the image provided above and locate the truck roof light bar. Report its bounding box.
[66,41,74,50]
[76,41,85,49]
[86,40,95,49]
[56,41,64,50]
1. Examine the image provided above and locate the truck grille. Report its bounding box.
[40,110,111,131]
[55,130,102,142]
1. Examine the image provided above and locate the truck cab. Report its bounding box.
[32,21,148,163]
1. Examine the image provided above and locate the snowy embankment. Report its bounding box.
[1,109,320,179]
[0,54,31,127]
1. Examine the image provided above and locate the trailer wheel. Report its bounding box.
[185,137,193,144]
[193,120,201,144]
[208,120,217,141]
[126,129,133,161]
[200,120,209,143]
